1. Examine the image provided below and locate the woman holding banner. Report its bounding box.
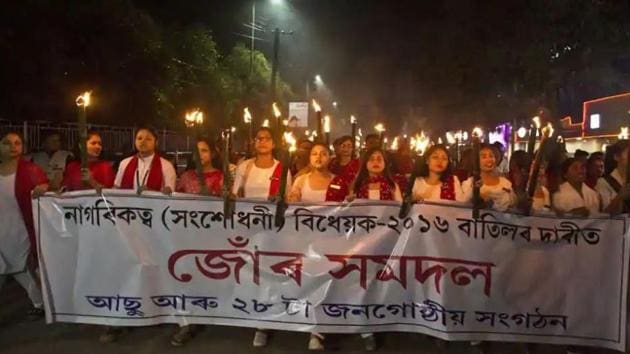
[176,137,223,196]
[412,144,465,202]
[462,144,516,211]
[62,131,115,192]
[114,126,176,194]
[552,158,600,217]
[329,135,360,184]
[231,127,290,348]
[597,140,630,214]
[0,131,48,318]
[348,147,402,203]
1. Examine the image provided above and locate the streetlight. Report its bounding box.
[249,0,285,76]
[315,74,323,84]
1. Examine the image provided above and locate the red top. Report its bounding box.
[329,158,360,184]
[176,169,224,196]
[63,160,115,191]
[356,175,398,201]
[14,158,48,259]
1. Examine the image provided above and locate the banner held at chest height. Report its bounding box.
[34,190,630,351]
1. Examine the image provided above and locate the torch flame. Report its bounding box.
[312,99,321,112]
[76,91,92,108]
[231,126,236,133]
[272,102,281,118]
[350,115,357,124]
[390,137,399,150]
[283,132,297,152]
[244,107,252,124]
[619,127,629,140]
[324,115,331,133]
[262,119,270,128]
[184,109,204,128]
[374,123,385,133]
[411,132,431,154]
[542,123,554,138]
[446,132,456,145]
[472,127,484,138]
[532,116,541,129]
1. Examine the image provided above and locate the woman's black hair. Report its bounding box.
[70,130,102,162]
[134,125,159,140]
[186,137,216,171]
[509,150,531,172]
[254,127,274,141]
[604,140,630,175]
[417,144,453,182]
[353,147,395,192]
[334,135,353,147]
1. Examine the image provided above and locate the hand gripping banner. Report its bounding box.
[34,190,629,350]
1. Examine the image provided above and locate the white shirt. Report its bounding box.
[596,169,623,211]
[412,176,465,202]
[462,176,516,211]
[114,154,176,190]
[232,158,292,200]
[290,173,329,202]
[552,182,601,216]
[0,173,30,274]
[31,150,72,181]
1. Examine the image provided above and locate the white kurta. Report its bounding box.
[461,176,516,211]
[232,159,293,200]
[596,169,623,211]
[0,173,30,274]
[114,154,177,191]
[290,173,329,202]
[31,150,72,182]
[552,182,601,216]
[412,176,465,202]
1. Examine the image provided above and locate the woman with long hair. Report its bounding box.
[0,131,48,318]
[412,144,465,202]
[288,143,334,203]
[114,126,176,194]
[329,135,360,183]
[176,137,223,196]
[62,131,115,191]
[462,144,516,211]
[350,147,402,202]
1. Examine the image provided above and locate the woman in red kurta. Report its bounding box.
[0,131,48,317]
[176,138,224,196]
[62,131,115,191]
[329,135,360,184]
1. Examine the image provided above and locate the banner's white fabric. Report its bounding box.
[34,190,629,350]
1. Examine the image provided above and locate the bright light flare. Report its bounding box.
[272,102,281,118]
[532,116,541,129]
[350,115,357,124]
[312,99,321,112]
[323,115,331,133]
[76,91,92,108]
[262,119,270,128]
[374,123,385,133]
[619,127,629,140]
[184,109,204,128]
[243,107,252,124]
[283,132,297,152]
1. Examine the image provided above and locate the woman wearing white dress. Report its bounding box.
[553,158,600,217]
[288,143,334,203]
[462,144,516,211]
[232,127,291,200]
[412,144,465,202]
[286,143,332,351]
[596,140,630,214]
[0,132,48,318]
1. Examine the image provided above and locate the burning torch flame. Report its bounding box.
[446,132,456,145]
[374,123,385,133]
[283,132,297,152]
[184,109,204,128]
[262,119,270,128]
[390,137,399,150]
[324,115,331,133]
[272,103,281,118]
[542,123,554,138]
[532,116,541,129]
[243,107,252,124]
[76,91,92,108]
[472,127,484,138]
[619,127,629,140]
[231,126,236,133]
[312,99,321,112]
[350,115,357,124]
[411,133,431,154]
[438,137,443,145]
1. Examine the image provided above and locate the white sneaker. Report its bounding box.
[308,335,324,351]
[252,330,268,347]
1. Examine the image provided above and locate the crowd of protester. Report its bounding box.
[1,125,628,354]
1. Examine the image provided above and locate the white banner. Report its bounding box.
[34,190,629,350]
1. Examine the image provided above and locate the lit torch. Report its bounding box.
[244,107,253,156]
[75,91,91,184]
[350,115,358,157]
[262,119,270,128]
[472,127,482,219]
[184,109,208,195]
[524,122,557,215]
[375,123,386,148]
[273,102,282,142]
[323,115,331,147]
[312,99,323,142]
